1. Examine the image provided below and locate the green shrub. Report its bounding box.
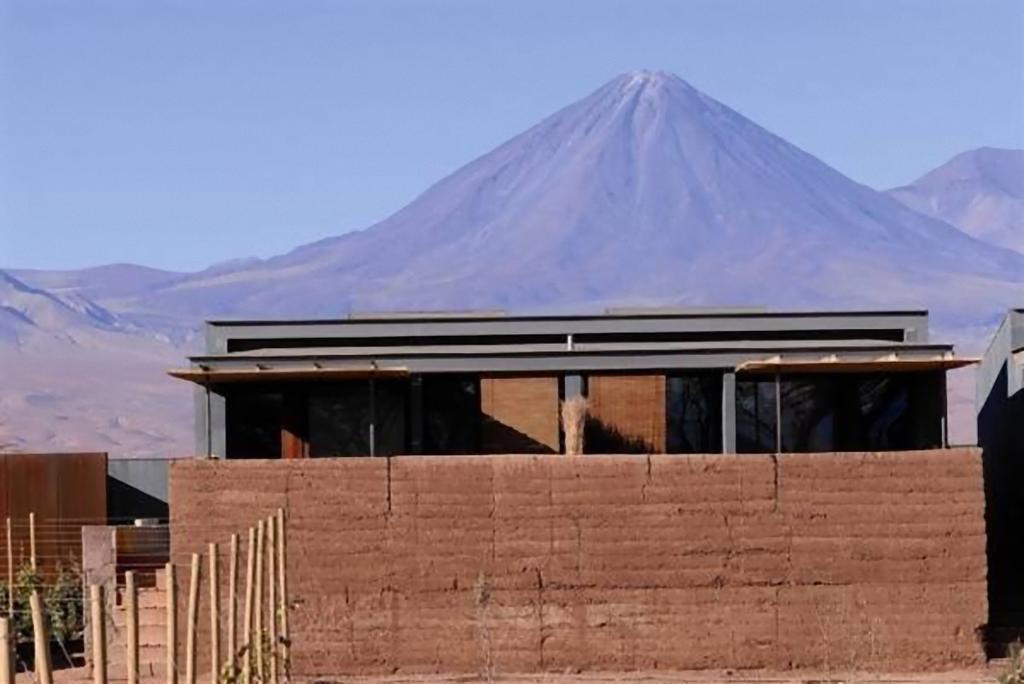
[0,560,84,644]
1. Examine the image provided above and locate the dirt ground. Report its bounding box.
[15,665,1008,684]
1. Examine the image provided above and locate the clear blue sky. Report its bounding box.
[1,0,1022,272]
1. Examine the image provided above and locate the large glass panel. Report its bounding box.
[736,379,777,453]
[225,390,283,459]
[738,372,944,454]
[422,375,481,454]
[306,379,408,457]
[374,380,408,456]
[857,373,942,450]
[779,376,837,452]
[308,382,371,457]
[666,373,722,453]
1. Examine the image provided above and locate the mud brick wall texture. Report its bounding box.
[169,448,987,677]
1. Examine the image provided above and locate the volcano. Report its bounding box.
[125,70,1022,324]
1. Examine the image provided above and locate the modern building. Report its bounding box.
[170,309,972,460]
[977,308,1024,641]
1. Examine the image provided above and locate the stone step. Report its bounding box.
[107,624,168,647]
[112,609,167,629]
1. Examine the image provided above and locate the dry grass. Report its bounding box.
[561,396,588,456]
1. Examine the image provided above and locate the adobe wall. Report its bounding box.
[169,449,987,677]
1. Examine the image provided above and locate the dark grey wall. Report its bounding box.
[106,458,174,521]
[976,310,1024,645]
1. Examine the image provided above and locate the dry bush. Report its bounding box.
[1001,640,1024,684]
[561,396,588,456]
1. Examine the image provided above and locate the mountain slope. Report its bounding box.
[130,71,1022,324]
[0,269,128,347]
[3,72,1020,455]
[887,147,1023,254]
[0,270,193,454]
[9,263,184,301]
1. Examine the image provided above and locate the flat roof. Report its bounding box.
[191,338,953,362]
[170,308,958,380]
[204,308,931,327]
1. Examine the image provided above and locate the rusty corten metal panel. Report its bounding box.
[57,453,108,565]
[0,452,107,577]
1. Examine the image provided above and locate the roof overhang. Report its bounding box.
[735,354,978,374]
[168,365,409,386]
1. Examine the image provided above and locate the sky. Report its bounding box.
[1,0,1022,272]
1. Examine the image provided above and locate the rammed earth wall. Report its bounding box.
[169,449,987,676]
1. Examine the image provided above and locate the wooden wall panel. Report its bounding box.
[586,374,666,453]
[480,376,559,453]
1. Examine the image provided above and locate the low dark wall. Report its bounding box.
[170,449,987,676]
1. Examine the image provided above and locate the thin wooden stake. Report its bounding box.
[255,520,265,683]
[28,513,36,572]
[242,529,255,684]
[4,519,11,617]
[209,543,219,684]
[227,534,238,679]
[90,585,107,684]
[0,616,13,684]
[126,571,138,684]
[166,562,177,684]
[267,516,277,684]
[186,553,200,684]
[276,508,288,682]
[30,590,53,684]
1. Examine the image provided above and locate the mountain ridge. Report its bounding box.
[2,71,1019,456]
[887,147,1023,254]
[115,71,1021,322]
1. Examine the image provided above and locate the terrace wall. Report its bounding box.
[169,449,987,676]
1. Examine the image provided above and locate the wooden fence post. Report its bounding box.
[90,585,107,684]
[166,562,177,684]
[29,590,53,684]
[255,520,264,683]
[267,516,277,684]
[277,508,288,681]
[4,519,11,618]
[228,533,238,679]
[186,553,200,684]
[0,616,12,684]
[242,528,255,684]
[28,513,36,572]
[209,543,219,684]
[126,571,138,684]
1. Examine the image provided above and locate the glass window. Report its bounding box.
[737,371,944,453]
[857,374,941,450]
[225,390,283,459]
[307,380,408,457]
[736,379,777,453]
[779,376,837,452]
[308,382,371,457]
[422,375,481,454]
[666,374,722,453]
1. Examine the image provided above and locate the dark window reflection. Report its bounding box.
[226,389,283,459]
[423,375,480,454]
[373,381,408,456]
[308,382,371,457]
[737,372,943,453]
[779,376,837,452]
[308,380,407,457]
[736,379,777,453]
[666,374,722,453]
